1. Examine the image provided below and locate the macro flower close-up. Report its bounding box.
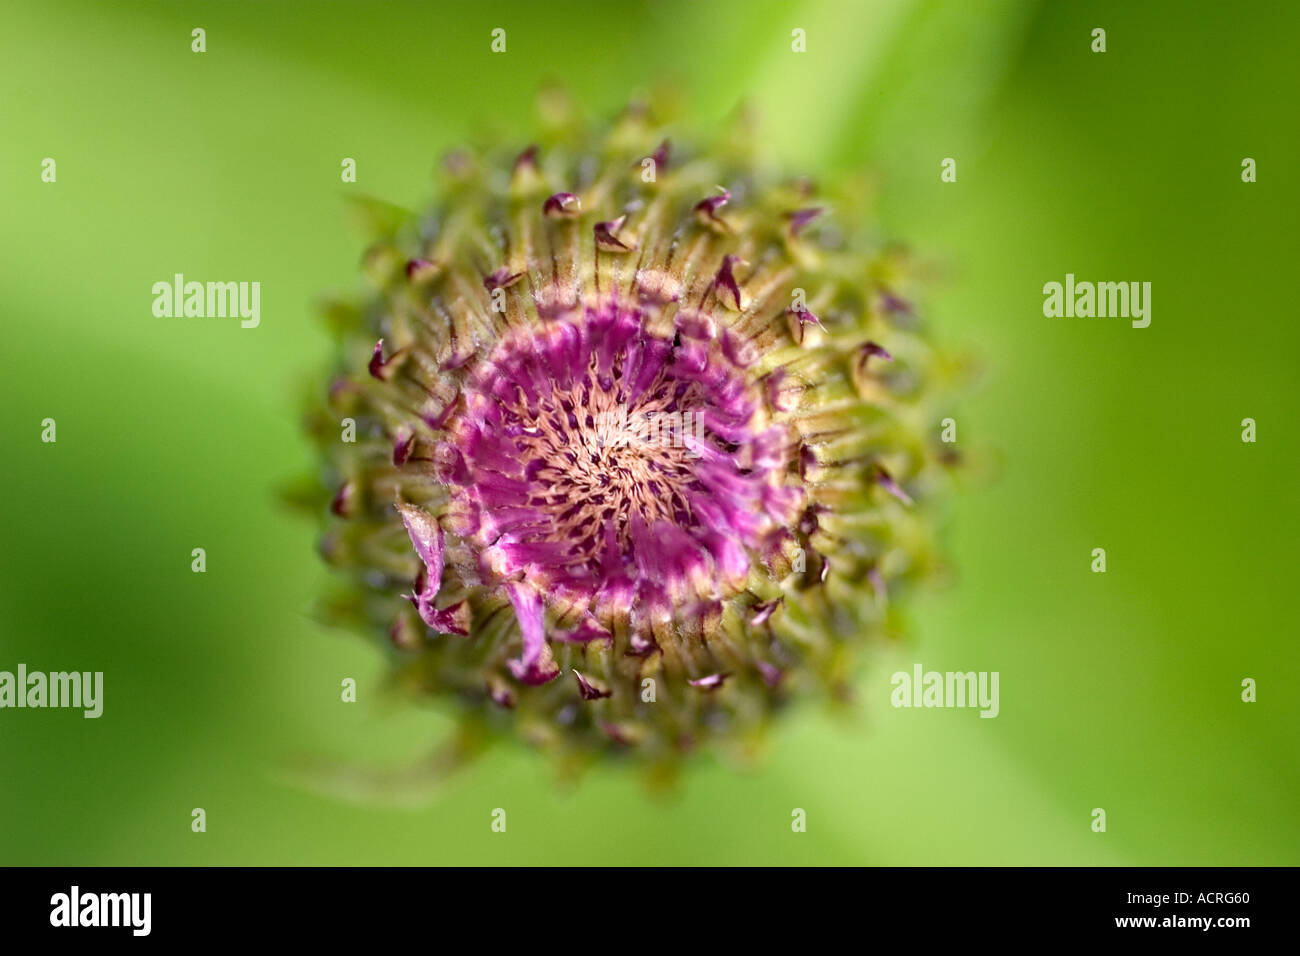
[4,0,1297,897]
[307,100,952,775]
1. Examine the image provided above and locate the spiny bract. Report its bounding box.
[304,98,953,778]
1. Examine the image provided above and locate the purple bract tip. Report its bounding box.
[786,207,824,236]
[330,481,355,518]
[483,268,525,291]
[714,255,745,310]
[593,217,631,251]
[573,670,612,701]
[688,673,729,691]
[405,258,437,281]
[874,466,913,506]
[543,192,581,218]
[368,339,395,381]
[513,145,538,172]
[392,429,415,467]
[693,188,730,227]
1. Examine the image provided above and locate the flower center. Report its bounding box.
[442,299,795,602]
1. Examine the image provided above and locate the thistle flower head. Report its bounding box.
[306,97,951,774]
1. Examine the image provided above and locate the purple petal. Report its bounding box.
[674,310,716,340]
[397,502,462,632]
[508,656,560,686]
[396,502,445,584]
[505,582,560,685]
[555,616,613,645]
[721,328,758,367]
[701,531,750,590]
[625,633,658,658]
[427,600,470,637]
[764,370,798,413]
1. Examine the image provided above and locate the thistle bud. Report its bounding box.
[306,101,953,776]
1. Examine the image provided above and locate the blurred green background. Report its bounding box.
[2,0,1297,865]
